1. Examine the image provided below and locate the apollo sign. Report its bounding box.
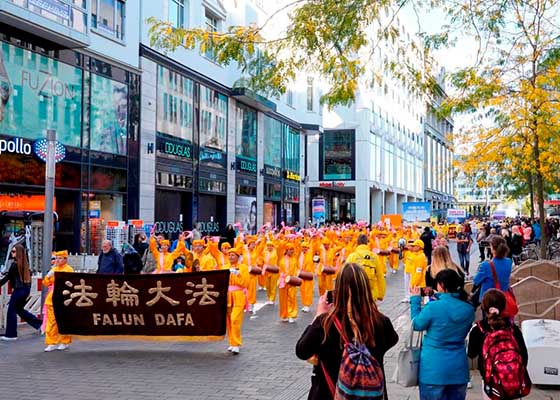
[0,136,66,163]
[0,137,32,156]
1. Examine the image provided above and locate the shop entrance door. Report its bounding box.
[154,190,193,240]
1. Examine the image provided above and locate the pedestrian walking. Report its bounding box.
[0,244,42,340]
[410,269,475,400]
[296,263,398,400]
[420,226,435,265]
[455,224,473,276]
[97,240,124,274]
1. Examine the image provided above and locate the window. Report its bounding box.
[169,0,185,28]
[205,9,220,60]
[306,77,314,112]
[235,104,257,161]
[286,88,294,107]
[92,0,126,40]
[322,130,355,180]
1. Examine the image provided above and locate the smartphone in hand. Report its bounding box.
[326,290,334,304]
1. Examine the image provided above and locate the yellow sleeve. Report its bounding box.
[208,241,221,262]
[231,265,250,288]
[374,255,386,300]
[43,268,55,287]
[171,240,186,259]
[149,237,160,258]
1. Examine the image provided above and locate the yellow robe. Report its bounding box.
[149,237,186,273]
[278,254,299,320]
[346,245,386,301]
[404,250,428,288]
[43,263,74,345]
[299,250,315,307]
[263,248,279,302]
[223,262,249,347]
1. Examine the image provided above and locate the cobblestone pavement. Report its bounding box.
[1,242,558,400]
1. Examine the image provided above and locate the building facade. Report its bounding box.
[138,0,321,238]
[308,16,425,224]
[424,70,456,219]
[0,0,141,255]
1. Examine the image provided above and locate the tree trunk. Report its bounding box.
[532,135,547,259]
[528,173,535,220]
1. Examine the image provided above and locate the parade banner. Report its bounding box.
[312,198,326,224]
[402,202,431,223]
[447,208,467,222]
[52,270,230,341]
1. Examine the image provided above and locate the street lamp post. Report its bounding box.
[41,129,56,305]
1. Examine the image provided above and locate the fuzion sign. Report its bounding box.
[0,137,32,156]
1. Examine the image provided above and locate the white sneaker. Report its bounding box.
[281,318,289,323]
[248,304,254,312]
[288,318,296,324]
[392,269,397,274]
[57,344,69,351]
[400,298,410,303]
[44,345,58,352]
[0,336,17,341]
[227,346,233,352]
[231,346,240,355]
[266,301,274,306]
[301,306,310,313]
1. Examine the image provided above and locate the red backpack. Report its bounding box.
[321,318,384,400]
[479,323,531,399]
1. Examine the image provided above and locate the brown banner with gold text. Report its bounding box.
[52,270,230,340]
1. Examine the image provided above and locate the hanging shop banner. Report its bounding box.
[0,194,56,212]
[402,202,431,223]
[52,270,230,341]
[312,198,326,224]
[235,196,257,234]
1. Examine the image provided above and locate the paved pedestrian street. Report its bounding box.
[1,248,559,400]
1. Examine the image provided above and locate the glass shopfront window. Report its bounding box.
[283,126,300,173]
[263,115,282,168]
[90,73,128,154]
[322,130,354,180]
[200,85,227,152]
[284,185,299,203]
[235,104,257,161]
[156,65,194,143]
[264,182,282,200]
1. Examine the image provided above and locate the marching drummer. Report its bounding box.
[299,241,315,313]
[278,242,299,323]
[223,247,249,355]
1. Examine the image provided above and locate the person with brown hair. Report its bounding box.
[0,244,42,340]
[295,263,398,400]
[467,289,529,400]
[472,235,513,303]
[425,246,465,293]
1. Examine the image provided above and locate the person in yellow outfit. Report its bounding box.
[243,236,265,313]
[223,247,249,355]
[263,241,279,305]
[388,231,400,274]
[317,238,338,296]
[346,234,386,301]
[43,250,74,352]
[299,241,315,313]
[191,239,217,271]
[149,232,186,273]
[376,230,392,275]
[209,241,231,270]
[402,239,428,303]
[278,243,299,323]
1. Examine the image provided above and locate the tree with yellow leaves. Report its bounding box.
[442,0,560,257]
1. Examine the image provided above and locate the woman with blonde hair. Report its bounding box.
[426,245,465,292]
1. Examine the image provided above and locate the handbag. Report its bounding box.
[396,323,422,387]
[489,260,519,317]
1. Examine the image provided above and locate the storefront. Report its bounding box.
[310,186,356,223]
[153,65,194,239]
[0,35,140,255]
[283,126,301,225]
[263,116,283,226]
[234,103,257,234]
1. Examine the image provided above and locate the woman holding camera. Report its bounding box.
[296,263,398,400]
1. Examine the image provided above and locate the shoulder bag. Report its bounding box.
[489,260,518,317]
[396,323,423,387]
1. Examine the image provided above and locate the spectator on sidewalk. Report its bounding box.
[410,269,475,400]
[132,233,148,259]
[420,226,435,265]
[0,244,42,341]
[473,236,513,303]
[97,240,124,274]
[296,263,399,400]
[425,246,465,293]
[455,224,473,276]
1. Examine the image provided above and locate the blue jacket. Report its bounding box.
[97,248,124,274]
[473,257,512,301]
[411,293,474,385]
[532,223,541,240]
